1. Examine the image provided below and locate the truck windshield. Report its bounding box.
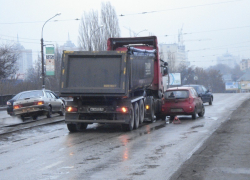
[164,90,189,99]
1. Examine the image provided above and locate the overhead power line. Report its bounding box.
[0,18,80,25]
[119,0,242,16]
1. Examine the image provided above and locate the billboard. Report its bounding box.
[225,82,238,90]
[163,73,181,90]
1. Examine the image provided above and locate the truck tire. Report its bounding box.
[133,102,139,129]
[138,99,145,124]
[77,123,88,130]
[67,124,78,132]
[122,104,134,131]
[149,100,155,123]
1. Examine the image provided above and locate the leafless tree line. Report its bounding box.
[0,44,19,79]
[78,1,120,51]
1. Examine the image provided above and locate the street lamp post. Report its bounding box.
[88,25,104,51]
[135,29,147,37]
[41,13,61,88]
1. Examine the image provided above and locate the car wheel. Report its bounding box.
[67,124,78,132]
[122,104,134,131]
[32,115,38,120]
[209,97,213,105]
[198,105,205,117]
[133,102,139,129]
[47,106,52,118]
[192,108,197,119]
[59,105,65,116]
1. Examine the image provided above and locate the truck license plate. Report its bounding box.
[89,107,104,112]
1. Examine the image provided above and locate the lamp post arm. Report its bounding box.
[41,14,58,38]
[40,13,61,88]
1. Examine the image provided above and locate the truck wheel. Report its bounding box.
[67,124,78,132]
[32,115,38,120]
[149,100,155,123]
[122,104,134,131]
[133,102,139,129]
[138,99,144,124]
[77,123,88,130]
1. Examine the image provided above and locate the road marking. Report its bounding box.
[213,167,250,175]
[41,161,63,171]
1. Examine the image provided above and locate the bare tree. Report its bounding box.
[0,44,19,79]
[78,1,120,51]
[100,1,120,50]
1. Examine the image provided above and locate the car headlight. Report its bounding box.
[7,101,11,106]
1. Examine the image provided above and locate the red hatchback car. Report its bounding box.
[161,87,205,122]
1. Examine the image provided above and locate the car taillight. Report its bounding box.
[66,106,78,112]
[34,101,44,105]
[7,101,11,106]
[116,107,128,113]
[189,98,194,104]
[13,105,21,109]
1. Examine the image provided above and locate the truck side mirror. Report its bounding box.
[163,67,168,75]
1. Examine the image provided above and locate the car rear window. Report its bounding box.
[164,90,189,99]
[18,90,44,99]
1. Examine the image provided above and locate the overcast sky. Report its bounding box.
[1,0,250,68]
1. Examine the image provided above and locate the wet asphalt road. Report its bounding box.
[0,93,249,180]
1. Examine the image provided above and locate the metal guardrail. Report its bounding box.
[0,106,7,111]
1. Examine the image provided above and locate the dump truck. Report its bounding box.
[59,36,168,132]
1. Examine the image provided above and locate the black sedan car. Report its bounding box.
[182,84,213,105]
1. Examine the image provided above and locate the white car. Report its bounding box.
[13,89,65,120]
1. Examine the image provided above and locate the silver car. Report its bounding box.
[13,89,65,120]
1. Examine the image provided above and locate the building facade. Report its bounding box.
[159,28,189,72]
[240,59,250,71]
[216,51,239,68]
[14,39,33,80]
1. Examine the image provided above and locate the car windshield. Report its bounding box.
[164,90,189,99]
[18,90,44,99]
[185,86,201,93]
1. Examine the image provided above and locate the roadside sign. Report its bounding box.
[45,47,55,76]
[163,73,181,89]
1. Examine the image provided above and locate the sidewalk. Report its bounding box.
[170,98,250,180]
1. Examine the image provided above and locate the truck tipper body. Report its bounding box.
[60,36,168,132]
